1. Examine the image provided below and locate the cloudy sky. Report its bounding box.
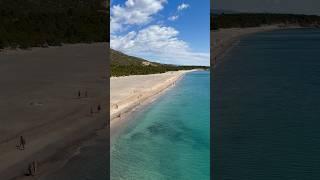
[110,0,210,66]
[212,0,320,15]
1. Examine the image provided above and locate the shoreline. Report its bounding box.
[36,127,108,180]
[211,25,303,68]
[14,125,108,180]
[110,70,210,180]
[110,70,196,139]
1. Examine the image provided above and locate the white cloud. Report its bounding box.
[111,25,209,66]
[177,3,190,11]
[166,3,190,22]
[168,15,179,21]
[111,0,167,33]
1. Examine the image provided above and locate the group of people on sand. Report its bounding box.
[77,90,102,114]
[15,89,104,177]
[78,90,88,98]
[91,104,101,115]
[18,136,37,176]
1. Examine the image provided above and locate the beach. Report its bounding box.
[111,71,210,179]
[211,25,301,67]
[0,43,107,179]
[110,70,193,136]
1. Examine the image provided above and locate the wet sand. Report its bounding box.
[0,43,107,179]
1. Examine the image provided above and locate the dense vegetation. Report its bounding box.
[0,0,108,50]
[211,13,320,30]
[111,49,209,77]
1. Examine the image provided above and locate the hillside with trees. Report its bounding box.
[111,49,209,77]
[211,13,320,30]
[0,0,109,50]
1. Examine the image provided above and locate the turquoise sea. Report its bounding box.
[213,28,320,179]
[111,71,210,180]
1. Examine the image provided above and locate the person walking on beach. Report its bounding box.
[20,136,26,150]
[97,104,101,112]
[78,90,81,98]
[28,163,33,175]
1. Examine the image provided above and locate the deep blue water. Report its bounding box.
[213,28,320,179]
[111,71,210,180]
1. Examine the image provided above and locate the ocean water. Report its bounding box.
[111,71,210,180]
[213,28,320,179]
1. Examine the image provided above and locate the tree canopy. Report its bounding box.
[0,0,109,50]
[110,49,209,77]
[211,13,320,30]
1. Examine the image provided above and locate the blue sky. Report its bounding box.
[110,0,210,66]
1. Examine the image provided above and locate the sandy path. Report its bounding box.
[0,43,107,179]
[110,70,192,135]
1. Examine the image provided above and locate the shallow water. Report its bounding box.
[111,71,210,180]
[213,28,320,179]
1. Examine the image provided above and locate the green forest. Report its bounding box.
[211,13,320,30]
[0,0,109,50]
[111,49,209,77]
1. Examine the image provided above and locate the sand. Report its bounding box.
[0,43,107,179]
[211,25,302,67]
[110,70,193,137]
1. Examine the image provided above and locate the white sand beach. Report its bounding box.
[110,70,193,136]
